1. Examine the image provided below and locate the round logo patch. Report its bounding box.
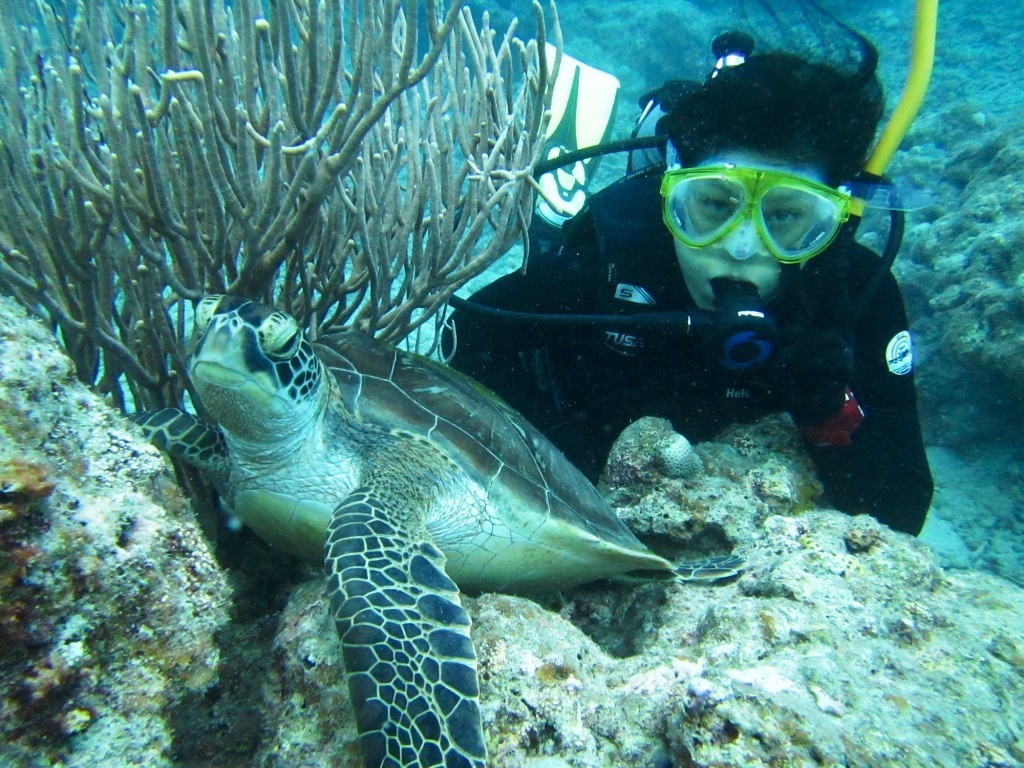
[885,331,913,375]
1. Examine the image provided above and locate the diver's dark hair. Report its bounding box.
[660,32,884,184]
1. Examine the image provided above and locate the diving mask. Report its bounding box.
[660,165,852,264]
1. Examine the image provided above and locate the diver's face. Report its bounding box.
[671,151,827,310]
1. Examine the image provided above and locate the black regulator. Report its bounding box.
[690,278,778,371]
[447,277,778,373]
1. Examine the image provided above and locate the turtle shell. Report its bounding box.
[315,330,671,587]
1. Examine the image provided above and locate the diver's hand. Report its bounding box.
[772,328,854,426]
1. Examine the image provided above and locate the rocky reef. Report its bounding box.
[0,298,231,766]
[253,414,1024,768]
[3,295,1022,767]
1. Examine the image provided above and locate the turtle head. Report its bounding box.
[188,295,325,442]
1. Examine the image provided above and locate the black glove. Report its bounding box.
[771,327,854,426]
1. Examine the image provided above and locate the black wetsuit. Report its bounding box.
[447,171,933,535]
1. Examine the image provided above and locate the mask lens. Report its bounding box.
[666,175,748,245]
[759,184,845,262]
[662,167,850,262]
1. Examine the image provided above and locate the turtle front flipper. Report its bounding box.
[129,408,229,478]
[326,487,486,768]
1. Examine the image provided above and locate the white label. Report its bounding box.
[885,331,913,375]
[614,283,655,305]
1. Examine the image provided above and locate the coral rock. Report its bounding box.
[0,298,231,767]
[654,432,704,480]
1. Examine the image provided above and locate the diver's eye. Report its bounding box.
[194,294,225,334]
[259,312,302,358]
[763,207,801,226]
[695,192,740,222]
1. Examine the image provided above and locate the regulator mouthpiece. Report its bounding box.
[705,278,777,371]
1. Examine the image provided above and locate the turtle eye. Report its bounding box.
[259,311,302,358]
[194,295,225,334]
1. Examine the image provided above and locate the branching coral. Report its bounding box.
[0,0,554,414]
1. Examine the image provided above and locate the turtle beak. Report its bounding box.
[190,321,286,416]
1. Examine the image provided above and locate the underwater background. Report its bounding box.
[2,0,1024,766]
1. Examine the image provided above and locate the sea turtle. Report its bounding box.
[133,294,742,768]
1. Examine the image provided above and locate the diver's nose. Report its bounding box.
[720,221,769,260]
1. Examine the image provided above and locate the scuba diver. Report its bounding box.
[444,8,935,536]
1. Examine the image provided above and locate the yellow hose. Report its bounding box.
[853,0,938,214]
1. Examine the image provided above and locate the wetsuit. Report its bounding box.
[447,171,933,535]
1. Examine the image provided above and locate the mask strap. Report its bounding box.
[665,143,683,170]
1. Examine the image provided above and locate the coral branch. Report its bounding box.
[0,0,553,411]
